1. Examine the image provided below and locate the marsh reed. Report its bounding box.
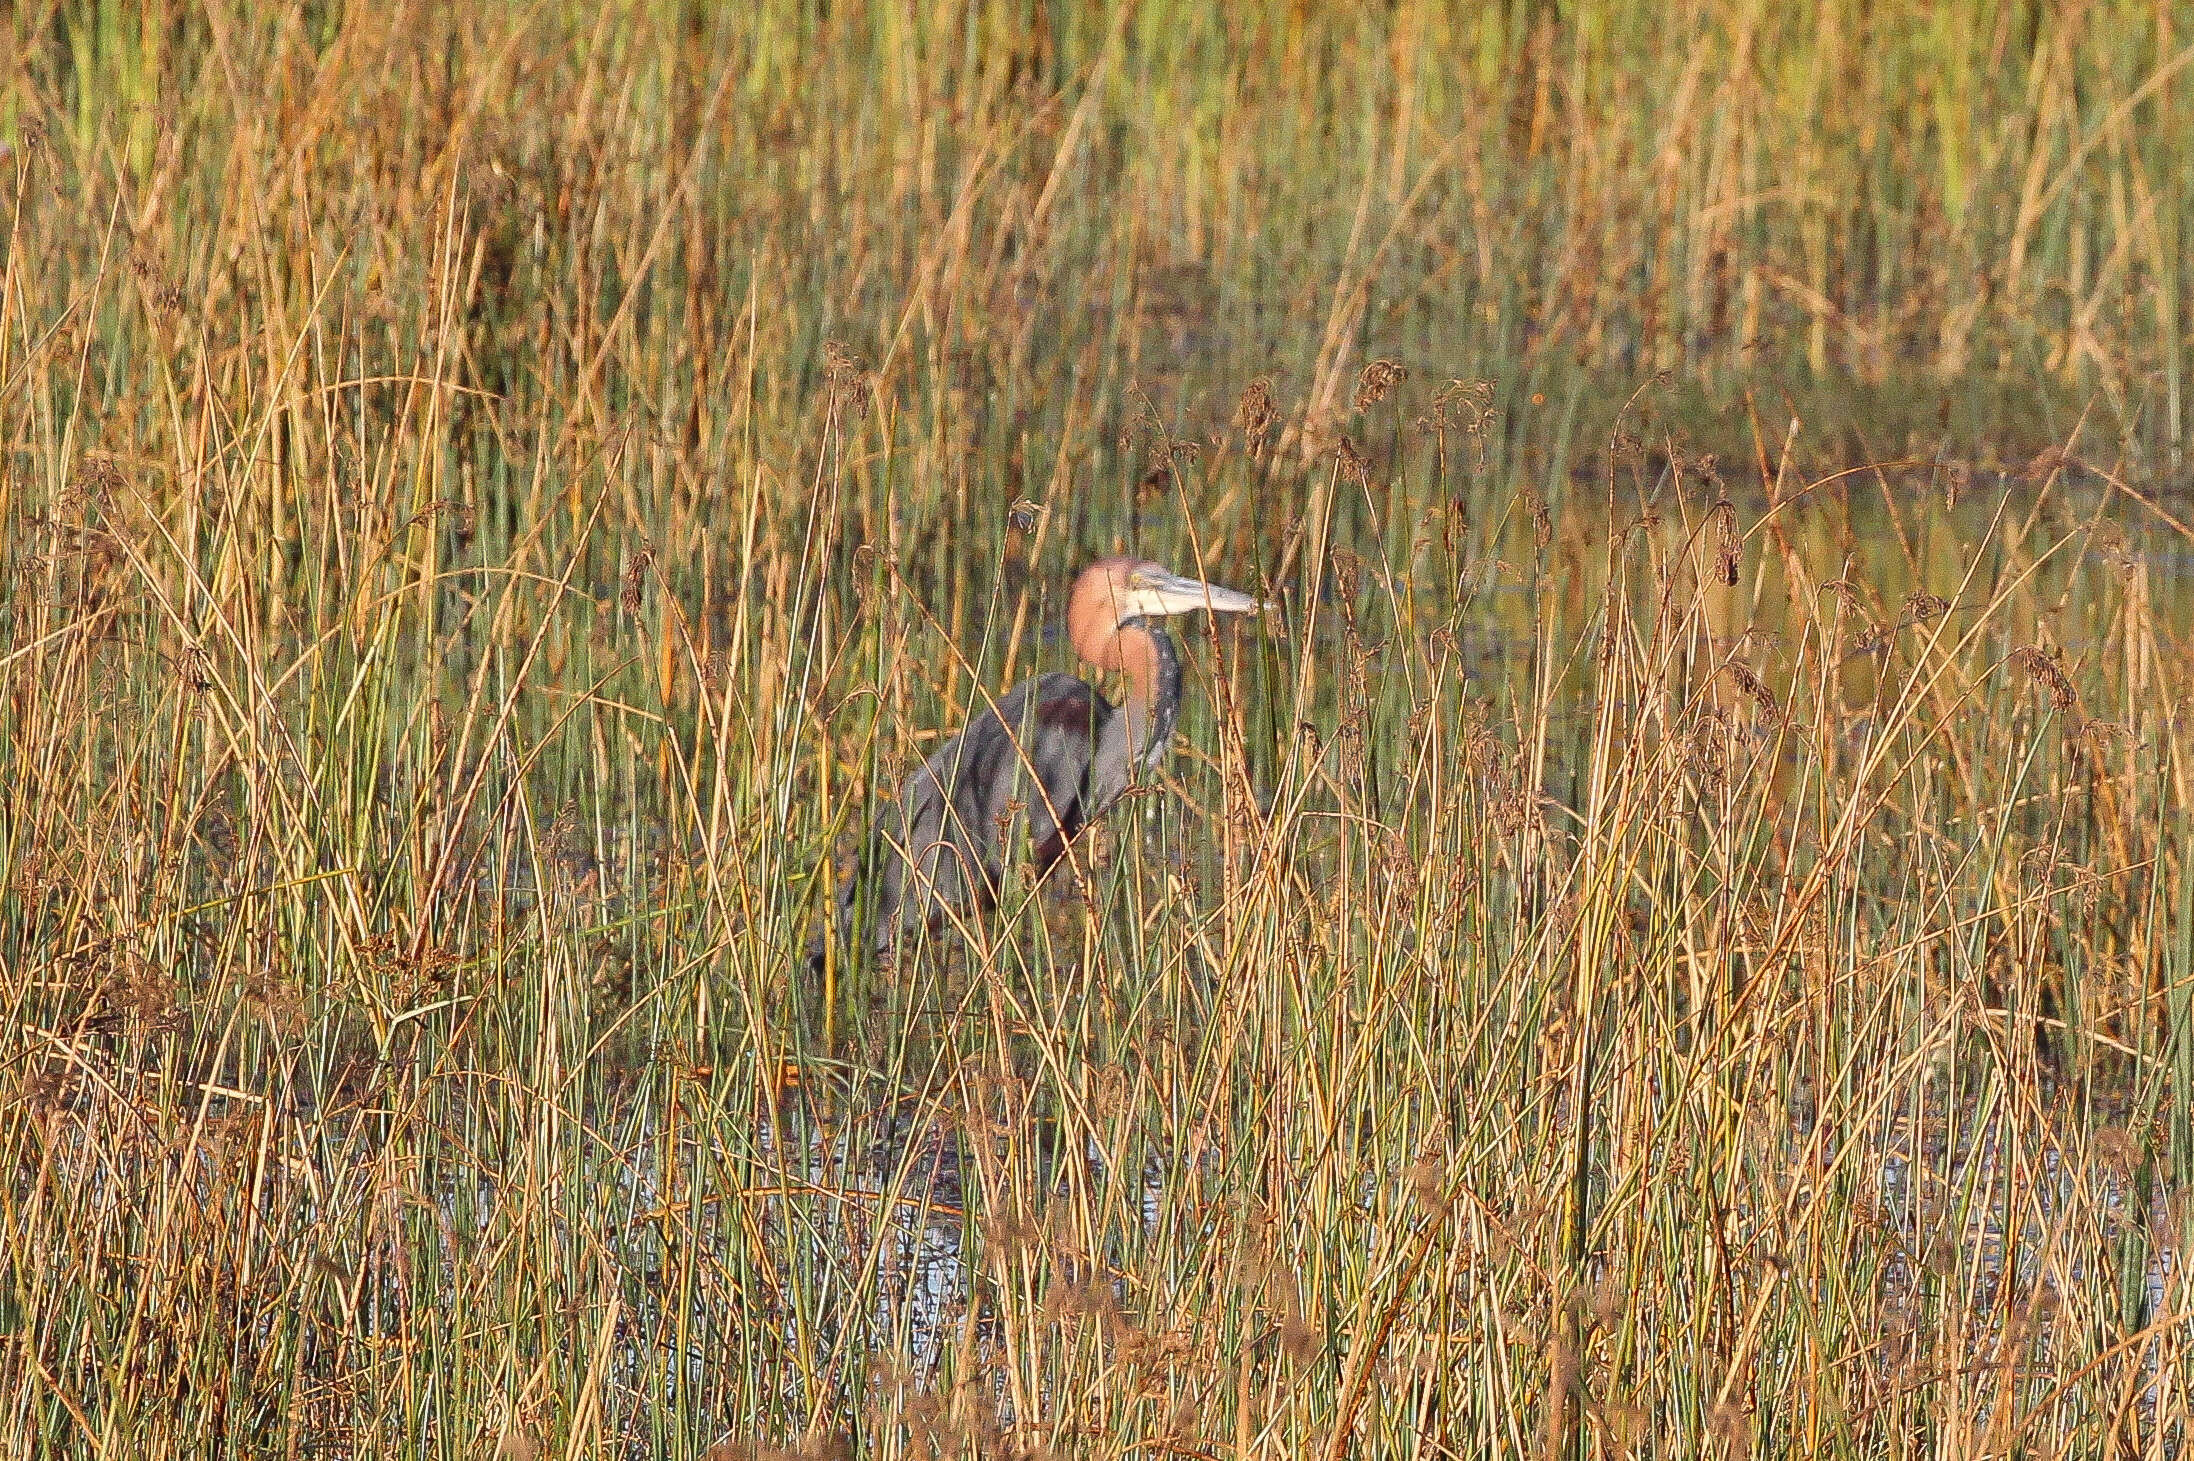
[4,1,2194,1455]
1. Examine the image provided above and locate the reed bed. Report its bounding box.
[4,2,2193,1455]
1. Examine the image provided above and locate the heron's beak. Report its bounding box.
[1122,568,1269,619]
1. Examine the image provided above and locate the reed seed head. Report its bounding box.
[1353,358,1407,411]
[1233,378,1278,450]
[1712,498,1741,585]
[622,545,655,616]
[1334,435,1371,487]
[2008,645,2079,715]
[1900,591,1948,626]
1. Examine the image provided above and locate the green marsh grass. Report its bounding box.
[5,2,2194,1455]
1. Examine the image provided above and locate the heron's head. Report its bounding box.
[1068,557,1266,668]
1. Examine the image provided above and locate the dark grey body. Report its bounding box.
[824,621,1180,961]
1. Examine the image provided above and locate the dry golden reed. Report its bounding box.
[4,3,2191,1458]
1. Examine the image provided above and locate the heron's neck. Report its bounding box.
[1117,617,1181,768]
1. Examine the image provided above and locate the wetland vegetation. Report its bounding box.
[5,1,2194,1455]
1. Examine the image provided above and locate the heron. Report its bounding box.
[820,556,1265,965]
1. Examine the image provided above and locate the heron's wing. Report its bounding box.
[1019,678,1112,864]
[838,673,1112,953]
[1082,694,1136,825]
[941,673,1101,865]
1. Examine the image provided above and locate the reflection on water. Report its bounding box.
[315,1068,2174,1441]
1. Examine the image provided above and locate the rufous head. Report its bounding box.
[1065,556,1265,670]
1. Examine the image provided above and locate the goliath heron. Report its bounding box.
[819,556,1264,965]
